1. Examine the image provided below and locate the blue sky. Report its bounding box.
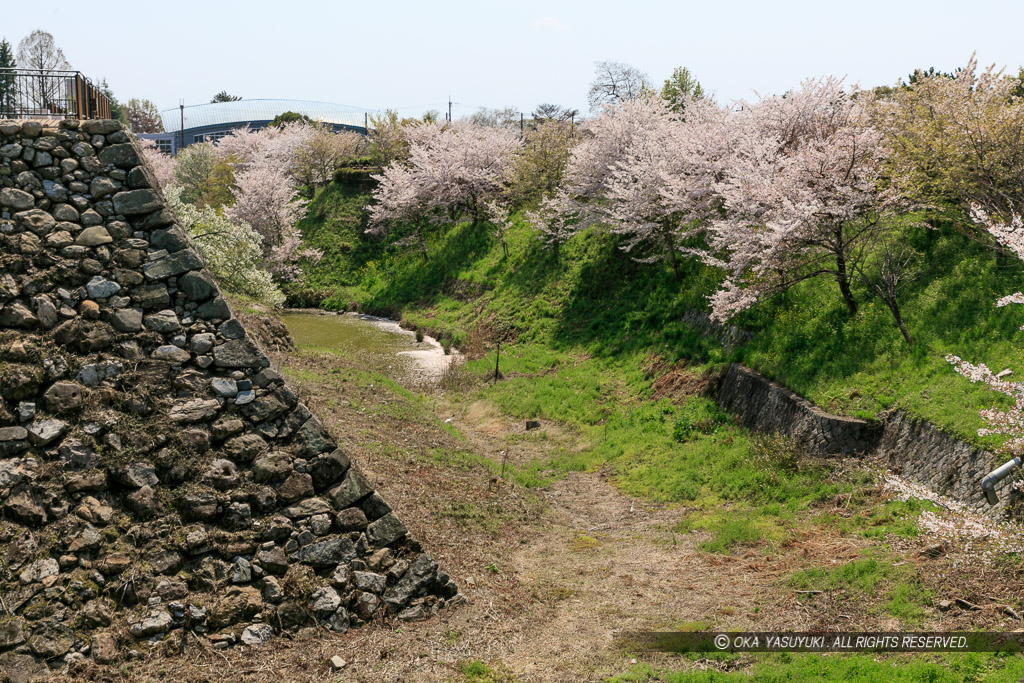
[4,0,1023,119]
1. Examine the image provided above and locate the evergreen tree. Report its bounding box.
[211,91,241,103]
[97,78,123,122]
[661,66,705,114]
[0,39,16,117]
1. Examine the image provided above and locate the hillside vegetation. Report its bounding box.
[298,175,1022,451]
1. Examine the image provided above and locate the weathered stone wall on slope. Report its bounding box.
[0,119,458,678]
[877,410,1016,516]
[717,363,883,456]
[715,363,1014,518]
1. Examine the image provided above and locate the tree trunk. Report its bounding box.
[665,231,680,281]
[886,298,913,344]
[835,253,858,316]
[418,228,429,261]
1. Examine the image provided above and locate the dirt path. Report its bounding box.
[233,349,794,682]
[82,341,1024,683]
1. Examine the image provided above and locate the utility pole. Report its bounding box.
[520,112,524,135]
[364,112,368,132]
[448,96,452,122]
[179,101,184,156]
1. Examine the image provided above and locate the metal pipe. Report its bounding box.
[981,455,1021,505]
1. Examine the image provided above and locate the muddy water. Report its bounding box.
[280,311,457,385]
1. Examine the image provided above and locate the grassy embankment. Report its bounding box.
[292,176,1024,681]
[293,173,1024,554]
[297,176,1023,449]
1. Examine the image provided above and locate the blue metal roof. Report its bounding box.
[161,99,375,133]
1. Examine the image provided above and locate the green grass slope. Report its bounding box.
[297,177,1024,449]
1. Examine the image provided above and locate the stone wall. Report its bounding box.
[715,363,1015,518]
[716,363,882,455]
[878,410,1015,516]
[0,119,458,678]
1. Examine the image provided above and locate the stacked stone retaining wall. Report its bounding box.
[715,363,1014,518]
[0,119,457,679]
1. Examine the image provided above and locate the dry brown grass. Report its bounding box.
[51,342,1024,683]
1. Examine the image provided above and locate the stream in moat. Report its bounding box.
[279,310,459,385]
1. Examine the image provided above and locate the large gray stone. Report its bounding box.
[0,303,38,328]
[143,250,203,280]
[327,468,374,509]
[294,417,336,457]
[252,451,293,482]
[51,203,79,222]
[168,399,220,423]
[112,188,162,215]
[132,283,170,309]
[211,377,238,397]
[310,586,341,617]
[292,537,357,568]
[196,298,231,319]
[213,338,262,368]
[81,119,121,135]
[366,512,408,548]
[240,623,274,646]
[98,143,140,169]
[0,187,34,210]
[144,309,181,333]
[44,382,85,412]
[14,209,55,235]
[109,307,143,332]
[179,270,217,301]
[89,177,118,199]
[76,361,123,386]
[128,611,172,638]
[86,275,121,298]
[152,344,190,363]
[151,226,189,253]
[352,571,386,594]
[117,461,159,488]
[382,554,438,611]
[76,225,113,246]
[223,433,268,462]
[26,419,68,446]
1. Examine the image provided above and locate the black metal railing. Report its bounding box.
[0,68,112,120]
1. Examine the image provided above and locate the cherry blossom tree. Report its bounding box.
[704,77,904,325]
[138,139,175,188]
[293,125,367,187]
[367,120,520,258]
[366,160,435,259]
[224,149,321,281]
[535,95,724,277]
[525,192,578,261]
[947,204,1024,453]
[215,123,323,279]
[166,185,285,306]
[216,122,311,176]
[602,96,727,279]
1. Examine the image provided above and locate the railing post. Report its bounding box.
[76,74,85,120]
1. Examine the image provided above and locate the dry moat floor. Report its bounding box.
[58,324,1024,683]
